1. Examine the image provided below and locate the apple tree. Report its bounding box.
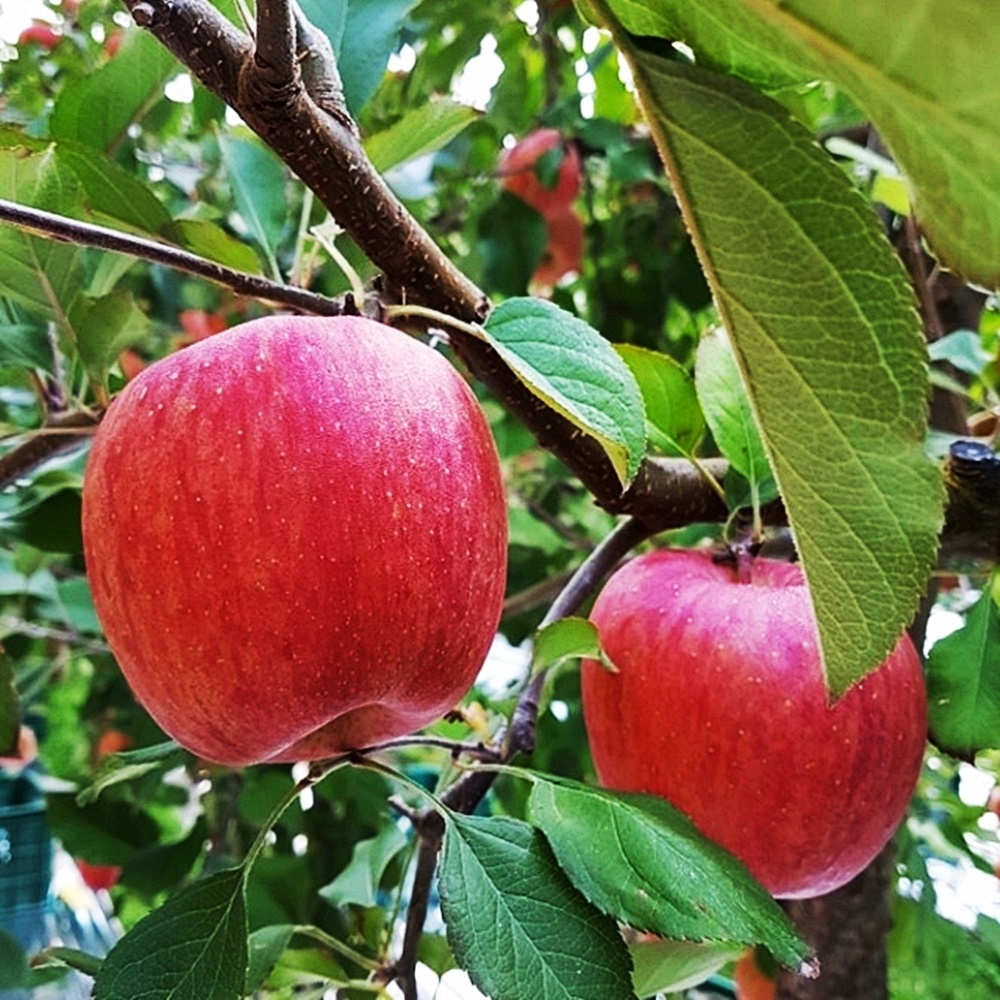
[0,1,999,998]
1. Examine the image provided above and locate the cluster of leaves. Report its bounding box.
[0,0,998,998]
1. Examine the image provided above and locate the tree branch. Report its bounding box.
[113,0,728,532]
[0,199,350,318]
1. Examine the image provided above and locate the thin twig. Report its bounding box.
[0,199,348,318]
[0,617,111,655]
[506,517,656,758]
[388,517,656,990]
[0,417,97,491]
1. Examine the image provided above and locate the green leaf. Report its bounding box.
[478,194,548,296]
[0,322,58,372]
[738,1,1000,286]
[695,327,776,509]
[71,291,151,384]
[79,741,186,805]
[245,925,295,995]
[600,0,1000,287]
[616,344,705,456]
[0,146,86,322]
[49,30,178,151]
[630,938,742,998]
[3,489,83,554]
[588,0,808,89]
[0,652,20,756]
[483,298,647,489]
[46,792,161,866]
[171,218,263,274]
[297,0,347,52]
[928,330,991,379]
[218,133,289,279]
[926,573,1000,759]
[623,48,942,696]
[439,811,636,1000]
[94,868,248,1000]
[43,947,105,979]
[532,617,610,675]
[338,0,421,113]
[366,99,480,173]
[526,775,809,969]
[319,824,408,908]
[56,142,172,237]
[0,931,29,990]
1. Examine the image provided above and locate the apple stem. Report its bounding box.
[736,542,754,584]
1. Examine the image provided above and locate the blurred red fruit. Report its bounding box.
[77,860,122,893]
[104,30,124,58]
[500,128,581,218]
[18,23,61,49]
[533,209,583,287]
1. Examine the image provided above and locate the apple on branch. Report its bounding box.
[582,548,927,899]
[82,315,508,766]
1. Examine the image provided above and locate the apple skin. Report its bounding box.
[500,129,581,218]
[82,315,507,766]
[581,548,927,899]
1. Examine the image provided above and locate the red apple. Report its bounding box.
[18,23,61,49]
[581,548,926,899]
[532,209,584,288]
[500,129,581,219]
[103,30,124,59]
[77,860,122,893]
[82,315,507,766]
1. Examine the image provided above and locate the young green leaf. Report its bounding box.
[56,142,173,237]
[0,322,60,372]
[926,573,1000,760]
[366,99,480,173]
[526,774,809,970]
[218,134,289,280]
[245,925,296,995]
[337,0,421,113]
[630,938,742,998]
[616,344,705,456]
[483,298,646,488]
[438,812,636,1000]
[532,617,610,675]
[319,824,409,908]
[93,868,248,1000]
[0,146,86,322]
[170,218,264,274]
[70,291,151,385]
[50,30,178,152]
[695,327,777,510]
[622,48,942,696]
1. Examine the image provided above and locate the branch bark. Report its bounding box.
[113,0,725,532]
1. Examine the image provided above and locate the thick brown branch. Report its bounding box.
[115,0,683,528]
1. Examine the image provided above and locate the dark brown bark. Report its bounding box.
[113,0,730,531]
[775,840,896,1000]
